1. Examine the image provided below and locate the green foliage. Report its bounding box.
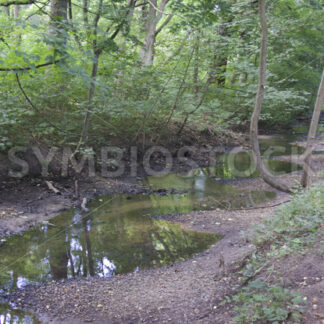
[232,280,306,324]
[252,182,324,249]
[0,0,323,148]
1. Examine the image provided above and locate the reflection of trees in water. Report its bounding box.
[0,303,39,324]
[83,217,94,276]
[0,194,219,293]
[48,229,68,280]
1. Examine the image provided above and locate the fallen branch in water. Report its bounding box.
[45,181,60,195]
[81,197,89,212]
[74,180,79,198]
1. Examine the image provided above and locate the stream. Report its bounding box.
[0,120,323,323]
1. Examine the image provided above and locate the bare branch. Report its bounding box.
[146,0,172,16]
[25,0,49,20]
[155,14,173,36]
[156,0,169,22]
[135,1,148,7]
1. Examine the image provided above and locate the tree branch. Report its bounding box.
[156,0,169,21]
[135,1,147,7]
[155,14,173,36]
[15,73,73,134]
[0,58,62,72]
[0,0,34,6]
[146,0,172,16]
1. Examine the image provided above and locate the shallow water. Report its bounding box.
[0,303,40,324]
[0,147,301,297]
[259,134,305,156]
[258,118,324,156]
[145,153,301,183]
[0,193,225,295]
[0,125,313,323]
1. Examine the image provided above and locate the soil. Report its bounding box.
[0,150,323,323]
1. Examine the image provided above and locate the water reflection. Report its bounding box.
[0,193,225,294]
[258,117,324,156]
[0,303,40,324]
[145,153,301,185]
[219,152,301,179]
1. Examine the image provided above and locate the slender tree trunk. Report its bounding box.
[301,67,324,187]
[13,5,19,19]
[141,0,173,66]
[83,0,88,25]
[68,0,72,20]
[5,6,10,17]
[75,0,136,149]
[250,0,291,193]
[193,34,200,99]
[50,0,67,23]
[208,24,229,86]
[142,0,157,66]
[165,46,195,126]
[79,54,99,145]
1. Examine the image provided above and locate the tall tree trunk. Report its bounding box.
[13,5,19,18]
[5,6,10,17]
[141,0,173,66]
[82,0,88,25]
[68,0,72,20]
[50,0,68,52]
[208,24,229,86]
[250,0,291,193]
[142,0,157,66]
[193,34,200,99]
[75,0,136,149]
[50,0,67,24]
[79,53,99,145]
[301,67,324,187]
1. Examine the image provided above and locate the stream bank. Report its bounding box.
[0,127,323,323]
[6,179,324,324]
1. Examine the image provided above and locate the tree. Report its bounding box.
[140,0,173,66]
[77,0,137,149]
[250,0,291,193]
[301,67,324,187]
[50,0,67,26]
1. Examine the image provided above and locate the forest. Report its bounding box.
[0,0,323,323]
[0,0,322,149]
